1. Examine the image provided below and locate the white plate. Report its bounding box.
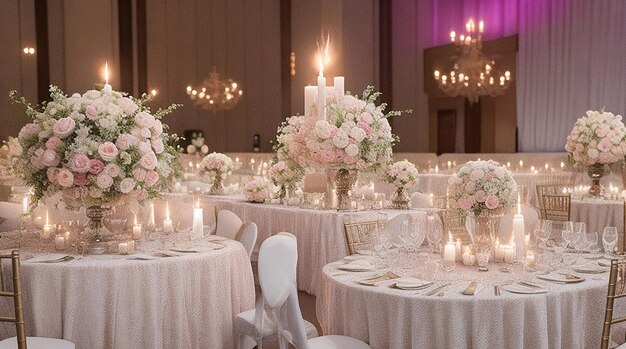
[337,262,376,272]
[343,255,374,262]
[355,249,374,255]
[536,273,585,283]
[394,278,433,290]
[598,259,612,267]
[572,264,607,274]
[502,284,548,294]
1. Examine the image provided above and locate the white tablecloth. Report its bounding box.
[572,198,624,249]
[317,261,618,349]
[0,236,255,349]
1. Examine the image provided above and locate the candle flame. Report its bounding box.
[316,34,331,77]
[104,62,109,84]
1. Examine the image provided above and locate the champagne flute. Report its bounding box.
[603,227,618,254]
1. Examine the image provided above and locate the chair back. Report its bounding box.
[410,192,433,209]
[443,209,472,245]
[536,185,572,221]
[343,220,379,255]
[258,235,309,349]
[602,258,626,349]
[0,250,26,349]
[216,209,243,240]
[237,222,258,258]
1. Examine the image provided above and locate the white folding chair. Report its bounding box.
[237,222,258,258]
[258,235,371,349]
[0,250,75,349]
[216,209,243,240]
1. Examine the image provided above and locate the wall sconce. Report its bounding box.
[23,47,35,55]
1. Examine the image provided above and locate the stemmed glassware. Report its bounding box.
[534,220,552,252]
[426,213,443,253]
[585,231,599,251]
[603,227,618,254]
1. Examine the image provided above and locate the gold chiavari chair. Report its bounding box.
[0,250,75,349]
[602,258,626,349]
[343,220,383,255]
[536,184,571,223]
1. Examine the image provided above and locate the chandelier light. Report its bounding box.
[433,19,512,104]
[186,68,243,111]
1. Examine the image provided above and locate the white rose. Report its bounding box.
[349,127,367,143]
[332,130,350,149]
[119,178,136,193]
[96,173,114,189]
[104,163,121,177]
[314,120,333,140]
[345,143,359,157]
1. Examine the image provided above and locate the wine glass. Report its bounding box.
[411,221,426,251]
[561,229,574,249]
[563,221,574,234]
[534,220,552,252]
[572,222,586,251]
[585,231,599,251]
[399,220,411,251]
[603,227,618,254]
[426,214,443,253]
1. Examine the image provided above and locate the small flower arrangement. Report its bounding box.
[565,109,626,166]
[275,86,406,173]
[10,85,182,209]
[243,177,271,203]
[447,160,517,216]
[384,160,418,188]
[186,132,209,155]
[268,160,304,186]
[200,152,233,174]
[0,137,23,179]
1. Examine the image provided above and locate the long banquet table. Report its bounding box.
[0,234,255,349]
[317,259,622,349]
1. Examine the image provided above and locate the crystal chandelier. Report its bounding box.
[433,19,511,104]
[186,68,243,111]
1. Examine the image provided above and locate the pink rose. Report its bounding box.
[96,173,113,189]
[70,154,90,173]
[41,149,61,167]
[85,105,99,120]
[104,163,120,178]
[98,142,119,162]
[151,138,165,154]
[18,123,41,140]
[474,190,486,203]
[46,136,62,150]
[46,167,60,183]
[133,189,147,200]
[119,178,136,193]
[89,159,105,175]
[151,120,163,136]
[317,150,336,163]
[134,111,155,128]
[144,171,159,187]
[52,117,76,138]
[73,173,89,186]
[140,152,158,170]
[115,134,134,151]
[485,195,500,210]
[57,169,74,187]
[132,168,147,182]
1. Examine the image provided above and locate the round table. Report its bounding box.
[0,236,255,349]
[317,259,617,349]
[571,198,624,238]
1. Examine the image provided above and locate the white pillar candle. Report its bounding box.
[163,202,173,233]
[42,210,53,238]
[504,245,516,263]
[118,242,129,255]
[148,201,155,228]
[132,223,142,240]
[21,195,29,214]
[55,235,65,251]
[525,250,536,268]
[334,76,344,97]
[455,239,462,261]
[512,214,525,257]
[192,207,204,239]
[304,86,316,115]
[317,75,326,121]
[443,242,456,270]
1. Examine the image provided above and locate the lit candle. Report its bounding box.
[447,161,452,169]
[435,165,439,174]
[443,232,456,270]
[21,195,29,214]
[55,235,65,251]
[304,85,316,115]
[192,197,204,239]
[132,214,142,240]
[544,163,549,171]
[560,161,565,169]
[148,201,155,228]
[450,31,456,42]
[429,193,434,207]
[512,194,526,257]
[495,238,504,262]
[506,162,511,168]
[504,243,516,263]
[317,55,326,121]
[118,242,129,255]
[103,62,112,94]
[519,160,523,169]
[163,202,173,233]
[525,250,536,268]
[479,20,484,33]
[334,76,344,97]
[43,210,53,239]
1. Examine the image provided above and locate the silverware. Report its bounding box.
[32,255,74,263]
[424,283,450,296]
[494,285,500,296]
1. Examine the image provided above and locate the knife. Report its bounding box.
[424,283,450,296]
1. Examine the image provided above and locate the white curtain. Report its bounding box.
[517,0,626,152]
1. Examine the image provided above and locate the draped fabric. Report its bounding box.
[517,0,626,151]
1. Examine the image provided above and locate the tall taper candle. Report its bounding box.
[304,86,316,115]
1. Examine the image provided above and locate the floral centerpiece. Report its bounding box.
[447,160,517,251]
[10,85,181,247]
[200,152,233,195]
[243,177,271,203]
[565,109,626,196]
[275,86,406,209]
[0,137,23,180]
[384,160,419,209]
[268,160,304,204]
[186,132,209,155]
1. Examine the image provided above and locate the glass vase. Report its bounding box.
[465,208,505,258]
[391,186,410,209]
[587,163,605,197]
[326,168,358,210]
[209,171,224,195]
[83,205,111,254]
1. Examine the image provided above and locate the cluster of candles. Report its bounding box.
[426,160,566,175]
[562,184,624,200]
